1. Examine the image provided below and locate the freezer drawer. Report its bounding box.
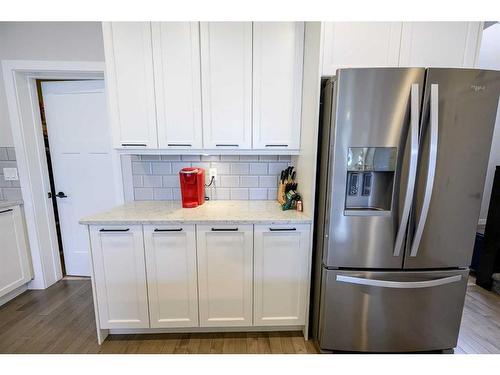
[318,269,469,352]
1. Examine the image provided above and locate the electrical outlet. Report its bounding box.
[209,167,217,183]
[3,167,19,181]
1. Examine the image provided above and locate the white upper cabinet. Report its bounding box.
[144,225,199,328]
[253,22,304,150]
[0,206,32,299]
[196,225,253,327]
[200,22,253,150]
[254,225,310,326]
[152,22,203,149]
[90,225,149,329]
[399,22,483,68]
[103,22,158,149]
[322,22,402,76]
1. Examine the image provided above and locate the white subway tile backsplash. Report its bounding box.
[3,188,22,201]
[182,155,201,161]
[127,154,291,202]
[240,176,259,188]
[132,161,151,174]
[210,162,230,175]
[0,148,8,161]
[249,188,268,200]
[268,162,289,175]
[0,147,21,202]
[259,175,278,188]
[143,175,162,188]
[6,148,15,161]
[230,188,249,200]
[154,188,173,200]
[250,162,268,175]
[163,175,180,188]
[161,155,181,161]
[134,188,154,200]
[220,175,239,188]
[0,175,10,188]
[152,162,172,175]
[230,163,249,175]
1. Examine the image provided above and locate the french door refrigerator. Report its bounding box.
[313,68,500,352]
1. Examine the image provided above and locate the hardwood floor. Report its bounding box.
[0,277,498,354]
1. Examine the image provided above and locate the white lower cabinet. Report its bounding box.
[144,224,199,328]
[89,225,149,329]
[0,205,32,299]
[254,224,311,326]
[196,225,253,327]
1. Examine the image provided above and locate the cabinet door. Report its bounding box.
[253,22,304,150]
[144,224,199,328]
[152,22,203,149]
[322,22,402,75]
[89,225,149,328]
[103,22,158,149]
[0,206,32,298]
[196,224,253,327]
[399,22,483,68]
[254,224,311,326]
[200,22,252,150]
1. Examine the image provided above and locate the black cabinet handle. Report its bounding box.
[154,228,183,232]
[56,192,68,198]
[215,144,239,147]
[265,144,289,147]
[121,143,147,147]
[0,209,13,214]
[211,228,238,232]
[269,227,296,231]
[167,144,192,147]
[99,228,130,232]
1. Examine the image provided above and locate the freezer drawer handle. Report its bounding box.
[336,274,461,289]
[154,228,183,232]
[393,83,420,257]
[410,84,439,257]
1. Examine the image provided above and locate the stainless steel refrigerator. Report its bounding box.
[312,68,500,353]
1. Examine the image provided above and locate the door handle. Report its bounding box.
[410,84,439,257]
[336,274,461,289]
[393,83,420,257]
[56,192,68,198]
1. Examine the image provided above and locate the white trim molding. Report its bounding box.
[2,60,123,289]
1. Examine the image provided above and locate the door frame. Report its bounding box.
[2,60,125,289]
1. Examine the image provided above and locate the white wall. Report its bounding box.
[478,23,500,223]
[0,22,104,147]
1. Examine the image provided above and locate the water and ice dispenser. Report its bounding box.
[345,147,397,213]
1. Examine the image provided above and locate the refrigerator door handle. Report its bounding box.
[410,84,439,257]
[336,274,461,289]
[393,83,420,257]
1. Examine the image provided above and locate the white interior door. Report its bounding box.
[41,80,118,276]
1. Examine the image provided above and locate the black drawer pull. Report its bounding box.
[0,208,13,214]
[167,144,192,147]
[215,144,239,147]
[211,228,238,232]
[121,143,147,147]
[265,144,289,147]
[99,228,130,232]
[269,227,296,231]
[154,228,183,232]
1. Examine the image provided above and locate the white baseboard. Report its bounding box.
[0,283,28,306]
[109,325,304,335]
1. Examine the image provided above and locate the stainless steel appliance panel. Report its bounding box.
[325,68,425,268]
[318,269,469,352]
[405,69,500,269]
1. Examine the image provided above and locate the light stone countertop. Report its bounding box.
[79,200,311,225]
[0,200,23,210]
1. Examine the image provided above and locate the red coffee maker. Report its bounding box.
[179,167,205,208]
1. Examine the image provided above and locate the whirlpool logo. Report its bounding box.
[470,84,486,92]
